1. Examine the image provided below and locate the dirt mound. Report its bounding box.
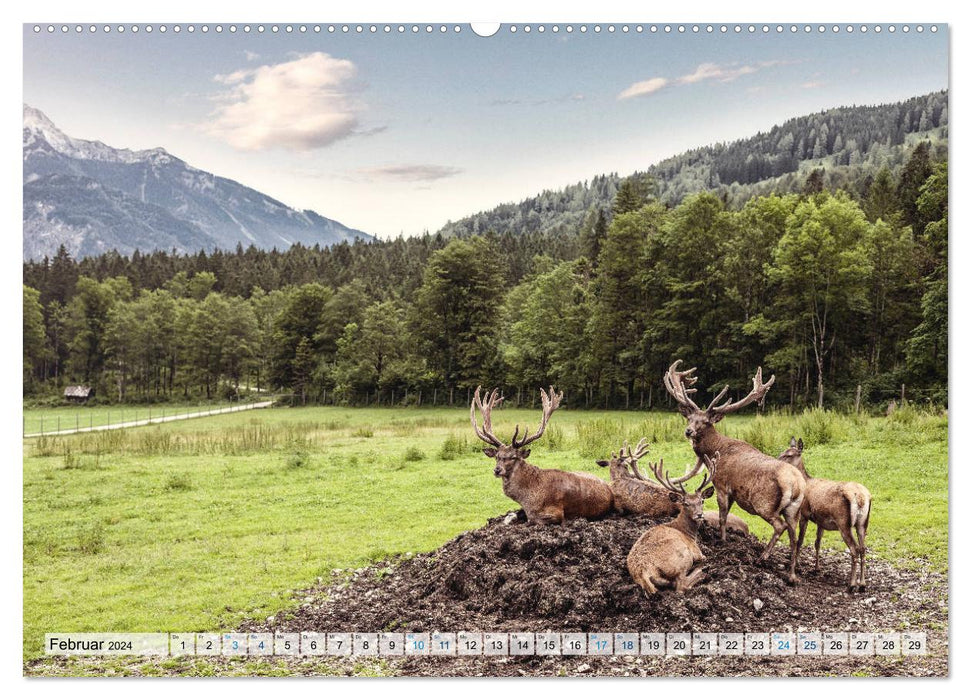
[251,512,946,638]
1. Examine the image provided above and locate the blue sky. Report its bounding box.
[23,23,948,238]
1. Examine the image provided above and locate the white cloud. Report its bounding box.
[243,50,260,62]
[801,80,825,89]
[678,62,758,84]
[356,164,463,182]
[207,52,364,151]
[617,77,669,100]
[619,60,788,100]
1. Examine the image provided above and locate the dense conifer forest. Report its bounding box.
[23,92,948,410]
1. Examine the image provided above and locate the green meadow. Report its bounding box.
[22,405,948,660]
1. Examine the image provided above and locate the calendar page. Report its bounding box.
[21,18,948,679]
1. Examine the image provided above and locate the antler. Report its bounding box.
[649,457,710,495]
[663,360,702,415]
[624,438,651,461]
[622,438,650,480]
[511,386,563,449]
[470,386,505,448]
[696,452,718,494]
[707,367,776,416]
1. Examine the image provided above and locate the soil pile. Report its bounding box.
[256,512,946,637]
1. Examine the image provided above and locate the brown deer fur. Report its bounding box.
[627,455,717,595]
[778,437,872,592]
[596,440,749,533]
[664,361,806,584]
[472,386,613,524]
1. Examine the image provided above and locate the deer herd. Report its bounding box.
[470,361,873,596]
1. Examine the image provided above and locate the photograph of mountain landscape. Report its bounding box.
[23,23,948,679]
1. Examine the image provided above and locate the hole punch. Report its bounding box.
[470,23,501,38]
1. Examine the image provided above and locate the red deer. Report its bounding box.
[627,454,718,595]
[778,437,872,592]
[596,439,749,534]
[471,386,613,524]
[663,361,806,584]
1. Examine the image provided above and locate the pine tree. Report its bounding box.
[898,142,933,234]
[864,167,901,223]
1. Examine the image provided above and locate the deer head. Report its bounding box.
[777,436,809,478]
[663,360,775,443]
[471,385,563,479]
[596,438,650,480]
[649,452,718,523]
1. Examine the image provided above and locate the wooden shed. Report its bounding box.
[63,385,94,403]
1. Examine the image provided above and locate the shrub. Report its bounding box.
[797,408,848,446]
[77,523,105,555]
[62,448,81,470]
[438,433,468,460]
[164,473,193,491]
[285,451,309,470]
[575,418,626,459]
[403,446,426,462]
[537,424,565,451]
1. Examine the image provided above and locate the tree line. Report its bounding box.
[23,144,947,410]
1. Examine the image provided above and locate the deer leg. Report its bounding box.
[796,515,809,572]
[530,506,564,526]
[676,567,706,593]
[836,522,860,592]
[814,525,824,571]
[758,517,787,562]
[856,522,868,591]
[778,510,800,585]
[716,491,734,541]
[632,568,658,596]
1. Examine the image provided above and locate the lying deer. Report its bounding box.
[471,386,613,524]
[596,439,748,534]
[627,454,718,595]
[664,361,806,584]
[778,437,872,592]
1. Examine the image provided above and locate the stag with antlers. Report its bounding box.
[626,454,718,595]
[595,439,748,534]
[471,386,614,524]
[778,437,872,592]
[663,361,806,584]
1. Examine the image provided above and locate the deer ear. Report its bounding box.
[797,438,804,452]
[519,448,530,459]
[678,405,693,418]
[701,486,716,500]
[708,411,725,424]
[668,492,682,503]
[789,436,798,449]
[596,460,609,468]
[483,448,498,458]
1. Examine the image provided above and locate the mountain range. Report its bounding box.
[22,105,371,261]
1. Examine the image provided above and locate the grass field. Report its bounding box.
[23,401,250,435]
[22,404,948,661]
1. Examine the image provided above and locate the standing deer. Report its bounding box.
[596,439,749,534]
[627,454,718,595]
[663,361,805,584]
[778,437,872,592]
[471,386,614,524]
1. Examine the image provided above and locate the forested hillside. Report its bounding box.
[24,134,947,410]
[438,91,947,240]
